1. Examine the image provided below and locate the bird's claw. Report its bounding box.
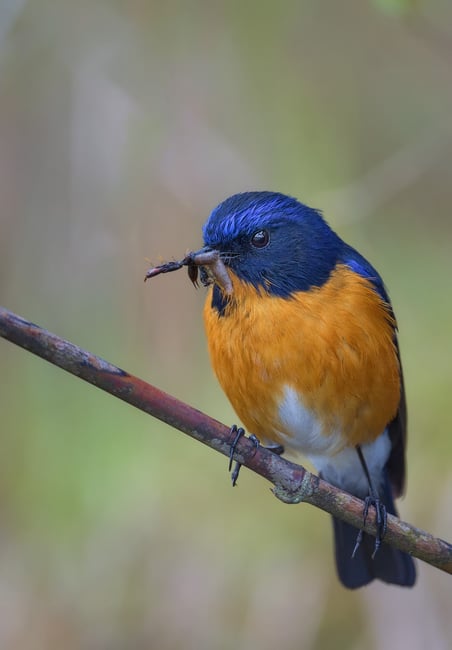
[352,495,388,559]
[228,425,259,486]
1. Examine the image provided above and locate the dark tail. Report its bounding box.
[332,476,416,589]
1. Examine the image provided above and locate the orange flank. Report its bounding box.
[203,265,400,455]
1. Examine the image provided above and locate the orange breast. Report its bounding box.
[203,265,401,455]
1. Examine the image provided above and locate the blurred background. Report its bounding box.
[0,0,451,648]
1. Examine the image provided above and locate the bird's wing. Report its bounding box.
[341,246,407,496]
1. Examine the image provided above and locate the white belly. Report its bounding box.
[276,385,391,497]
[276,385,344,455]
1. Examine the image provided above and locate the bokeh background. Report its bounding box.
[1,1,451,648]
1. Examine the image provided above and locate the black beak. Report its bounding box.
[144,246,233,295]
[186,247,233,294]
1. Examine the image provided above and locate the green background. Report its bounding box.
[0,1,451,648]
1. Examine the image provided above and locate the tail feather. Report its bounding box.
[333,476,416,589]
[333,519,416,588]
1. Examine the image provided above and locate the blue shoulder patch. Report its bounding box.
[340,244,390,304]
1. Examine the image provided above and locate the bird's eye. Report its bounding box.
[250,229,270,248]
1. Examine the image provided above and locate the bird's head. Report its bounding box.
[191,191,342,301]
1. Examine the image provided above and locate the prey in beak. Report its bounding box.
[144,247,233,295]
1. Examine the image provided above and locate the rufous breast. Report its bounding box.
[203,265,401,456]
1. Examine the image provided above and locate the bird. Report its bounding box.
[189,191,416,589]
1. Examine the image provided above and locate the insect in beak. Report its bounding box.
[144,247,233,295]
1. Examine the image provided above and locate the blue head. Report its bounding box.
[202,191,344,299]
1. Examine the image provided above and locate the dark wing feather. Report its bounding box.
[386,337,407,497]
[341,245,408,497]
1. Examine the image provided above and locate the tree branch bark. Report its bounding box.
[0,305,451,575]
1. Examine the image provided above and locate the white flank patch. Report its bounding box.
[277,386,343,456]
[277,385,391,496]
[308,432,391,497]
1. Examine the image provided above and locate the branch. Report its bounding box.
[0,305,450,575]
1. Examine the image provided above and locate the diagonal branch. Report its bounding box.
[0,305,451,575]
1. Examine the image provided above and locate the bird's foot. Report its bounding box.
[228,426,285,486]
[352,495,388,559]
[228,425,260,486]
